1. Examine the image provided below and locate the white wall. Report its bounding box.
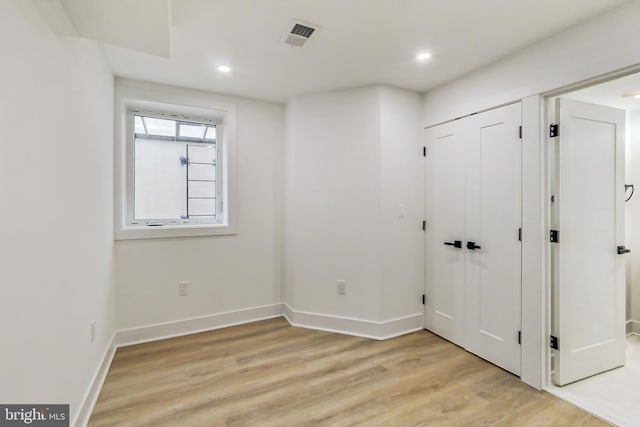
[423,1,640,126]
[379,87,425,320]
[284,86,423,334]
[0,1,115,424]
[115,84,285,330]
[627,110,640,330]
[285,87,383,320]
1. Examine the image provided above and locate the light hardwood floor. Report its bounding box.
[89,318,606,426]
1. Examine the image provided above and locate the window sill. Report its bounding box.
[114,223,236,240]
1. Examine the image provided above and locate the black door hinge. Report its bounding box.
[518,228,522,242]
[518,330,522,345]
[550,229,559,243]
[422,220,426,231]
[422,294,426,305]
[519,125,523,139]
[423,146,426,157]
[550,335,559,350]
[549,123,559,138]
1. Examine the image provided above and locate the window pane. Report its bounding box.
[134,138,186,219]
[179,123,206,139]
[188,198,215,216]
[188,180,215,198]
[188,144,216,163]
[205,127,217,140]
[143,117,176,137]
[134,116,145,134]
[188,163,215,181]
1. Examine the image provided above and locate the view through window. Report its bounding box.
[130,112,221,226]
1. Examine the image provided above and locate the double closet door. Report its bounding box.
[425,103,522,376]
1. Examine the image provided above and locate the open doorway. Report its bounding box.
[546,72,640,427]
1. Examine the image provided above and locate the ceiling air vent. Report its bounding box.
[284,22,318,47]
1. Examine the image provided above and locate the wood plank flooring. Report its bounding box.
[89,318,607,426]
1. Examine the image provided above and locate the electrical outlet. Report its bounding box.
[336,279,346,295]
[178,281,189,296]
[90,320,96,344]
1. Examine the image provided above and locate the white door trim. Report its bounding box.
[521,95,545,389]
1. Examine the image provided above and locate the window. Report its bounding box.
[114,81,237,240]
[129,111,220,226]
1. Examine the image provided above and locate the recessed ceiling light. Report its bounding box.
[622,91,640,99]
[217,65,231,73]
[416,52,432,61]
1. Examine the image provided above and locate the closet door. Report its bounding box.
[425,120,467,347]
[464,103,523,376]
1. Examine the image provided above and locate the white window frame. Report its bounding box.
[114,80,237,240]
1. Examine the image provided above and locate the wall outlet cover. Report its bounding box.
[178,281,190,296]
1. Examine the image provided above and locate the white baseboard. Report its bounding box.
[283,302,294,324]
[74,333,117,427]
[627,319,640,336]
[283,303,423,340]
[379,313,425,339]
[113,302,422,346]
[114,303,285,347]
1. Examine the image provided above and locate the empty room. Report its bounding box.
[2,1,640,426]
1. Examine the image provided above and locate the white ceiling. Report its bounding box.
[564,72,640,112]
[60,0,171,57]
[58,0,628,103]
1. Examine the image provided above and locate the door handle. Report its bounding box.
[444,240,462,249]
[467,241,482,250]
[617,246,631,255]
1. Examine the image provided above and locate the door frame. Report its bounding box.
[540,65,640,389]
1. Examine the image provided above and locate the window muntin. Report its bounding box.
[127,111,222,227]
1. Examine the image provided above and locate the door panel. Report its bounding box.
[425,102,523,376]
[465,104,523,376]
[553,98,626,386]
[425,121,467,347]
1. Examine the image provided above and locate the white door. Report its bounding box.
[553,98,626,386]
[425,120,467,347]
[425,103,522,376]
[464,104,522,376]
